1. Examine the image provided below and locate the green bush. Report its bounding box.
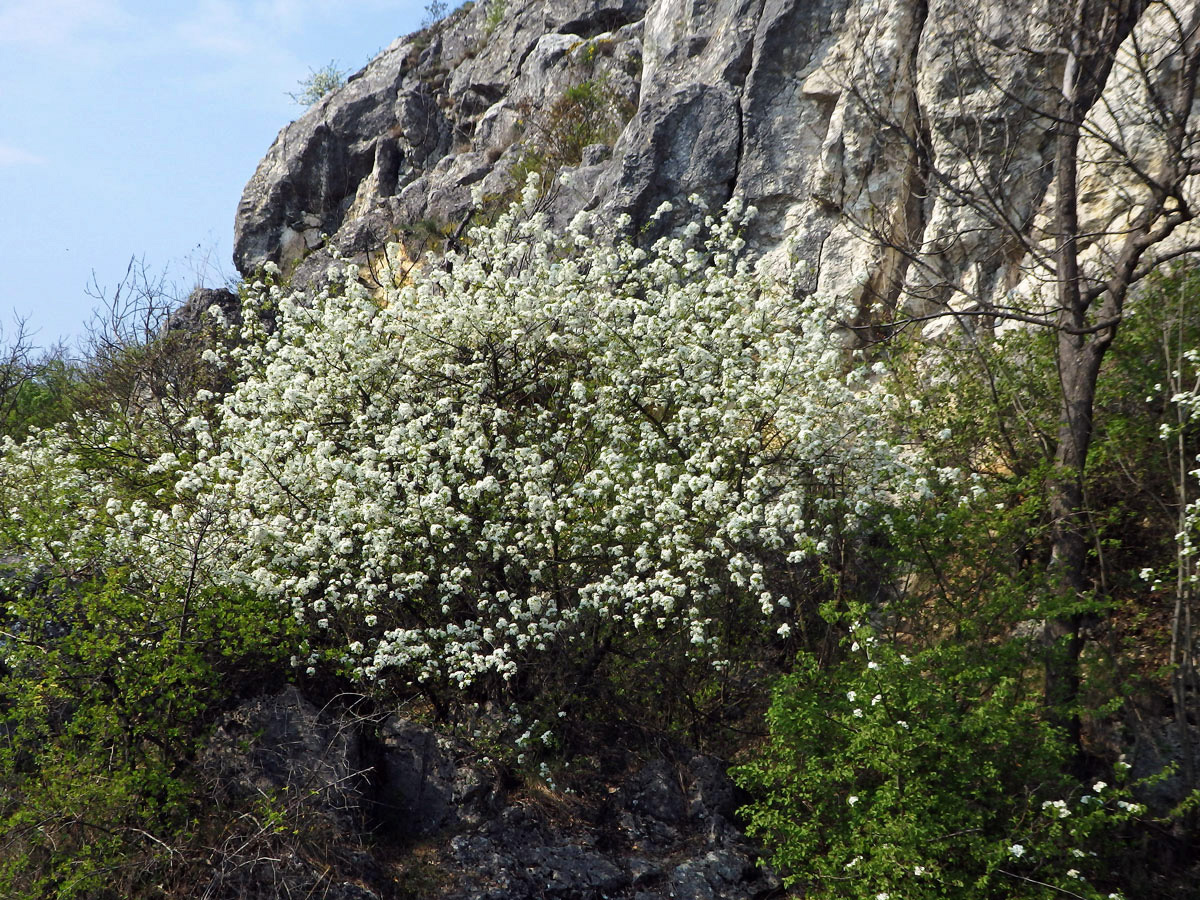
[0,298,295,897]
[483,0,506,36]
[0,572,294,899]
[288,60,347,106]
[733,268,1200,899]
[735,616,1146,900]
[0,355,80,441]
[506,74,635,200]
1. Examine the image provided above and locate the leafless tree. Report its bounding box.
[831,0,1200,763]
[79,257,235,462]
[0,316,41,434]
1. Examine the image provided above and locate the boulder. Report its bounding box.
[200,686,368,830]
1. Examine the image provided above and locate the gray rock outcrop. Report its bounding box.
[200,686,370,829]
[198,688,775,900]
[234,0,1200,321]
[165,286,241,333]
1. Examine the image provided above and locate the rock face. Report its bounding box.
[234,0,650,285]
[165,286,241,333]
[441,755,776,900]
[199,688,776,900]
[233,0,1199,317]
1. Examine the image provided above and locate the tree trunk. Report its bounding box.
[1045,331,1108,764]
[1042,19,1116,762]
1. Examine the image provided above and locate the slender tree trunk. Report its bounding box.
[1045,331,1107,763]
[1042,15,1118,762]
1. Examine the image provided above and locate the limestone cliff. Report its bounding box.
[234,0,1199,321]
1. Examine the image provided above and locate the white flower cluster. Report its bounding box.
[1149,347,1200,589]
[0,386,229,644]
[2,193,912,695]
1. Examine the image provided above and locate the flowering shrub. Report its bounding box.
[174,192,910,702]
[735,615,1148,900]
[0,189,911,735]
[0,375,292,899]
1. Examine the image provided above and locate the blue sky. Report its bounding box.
[0,0,427,348]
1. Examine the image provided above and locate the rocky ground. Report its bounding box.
[197,687,782,900]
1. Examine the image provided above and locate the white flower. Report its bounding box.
[1042,799,1070,818]
[1066,869,1081,879]
[848,795,859,806]
[913,865,926,876]
[1009,844,1025,858]
[1092,781,1107,792]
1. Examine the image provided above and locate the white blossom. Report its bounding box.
[1042,799,1070,818]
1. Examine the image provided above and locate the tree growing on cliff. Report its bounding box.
[837,0,1200,759]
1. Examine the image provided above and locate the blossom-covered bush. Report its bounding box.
[178,193,910,701]
[1,190,909,720]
